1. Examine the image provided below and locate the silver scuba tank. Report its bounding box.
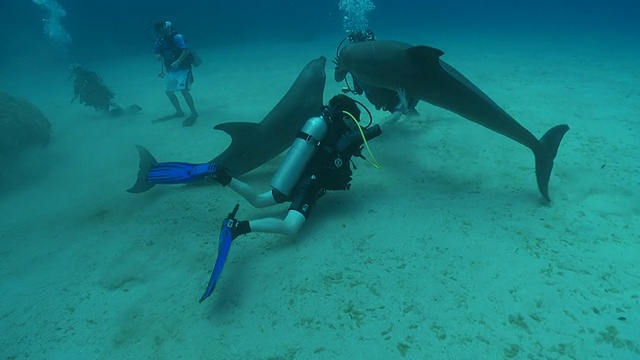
[270,115,329,197]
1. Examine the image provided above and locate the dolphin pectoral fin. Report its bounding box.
[214,122,261,144]
[213,122,263,164]
[534,124,570,203]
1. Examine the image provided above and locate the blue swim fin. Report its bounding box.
[127,145,219,193]
[147,162,217,185]
[199,204,239,303]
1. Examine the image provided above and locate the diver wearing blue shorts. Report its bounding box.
[153,20,198,126]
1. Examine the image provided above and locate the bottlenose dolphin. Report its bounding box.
[334,40,569,202]
[344,73,419,114]
[210,55,326,175]
[126,56,326,193]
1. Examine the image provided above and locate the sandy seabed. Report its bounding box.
[1,26,639,359]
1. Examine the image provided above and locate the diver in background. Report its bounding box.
[153,20,199,127]
[69,64,142,117]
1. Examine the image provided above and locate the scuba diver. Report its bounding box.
[126,94,382,301]
[69,64,142,117]
[211,94,381,239]
[335,30,419,115]
[152,20,201,127]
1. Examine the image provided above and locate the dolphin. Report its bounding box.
[334,40,569,202]
[343,73,419,114]
[126,56,326,193]
[210,55,326,175]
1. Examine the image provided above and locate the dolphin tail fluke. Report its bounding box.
[127,145,158,193]
[534,124,570,202]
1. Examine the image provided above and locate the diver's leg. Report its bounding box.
[166,91,184,115]
[227,178,278,208]
[181,89,198,126]
[243,175,319,236]
[152,91,185,123]
[181,90,197,116]
[245,210,306,237]
[230,176,320,239]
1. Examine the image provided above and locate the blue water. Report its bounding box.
[2,1,640,359]
[2,0,638,64]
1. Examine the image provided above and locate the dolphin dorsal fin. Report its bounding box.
[406,46,445,66]
[214,121,259,138]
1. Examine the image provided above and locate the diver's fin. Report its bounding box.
[125,104,142,115]
[533,124,570,202]
[199,204,240,303]
[109,104,142,117]
[127,145,220,193]
[127,145,158,193]
[146,162,217,185]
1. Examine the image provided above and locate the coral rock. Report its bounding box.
[0,91,51,159]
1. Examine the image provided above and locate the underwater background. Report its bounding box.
[1,0,639,359]
[3,0,639,66]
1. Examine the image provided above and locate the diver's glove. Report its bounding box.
[230,220,251,241]
[210,165,232,186]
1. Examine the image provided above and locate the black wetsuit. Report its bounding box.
[72,69,115,112]
[275,118,374,218]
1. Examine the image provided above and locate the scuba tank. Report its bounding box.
[270,115,329,197]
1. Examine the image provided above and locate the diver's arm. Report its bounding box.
[153,38,163,60]
[171,49,190,68]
